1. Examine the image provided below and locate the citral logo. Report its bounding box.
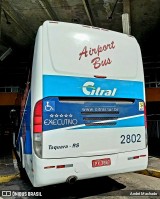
[82,81,117,96]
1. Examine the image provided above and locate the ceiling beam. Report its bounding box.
[81,0,94,26]
[37,0,59,21]
[2,1,35,40]
[122,0,131,34]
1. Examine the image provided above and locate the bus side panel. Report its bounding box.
[31,25,43,118]
[30,25,43,185]
[16,91,32,155]
[30,24,43,152]
[16,26,43,186]
[23,92,32,155]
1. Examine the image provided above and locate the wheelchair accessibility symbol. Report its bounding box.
[44,101,55,112]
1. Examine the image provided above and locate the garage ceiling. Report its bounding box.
[0,0,160,89]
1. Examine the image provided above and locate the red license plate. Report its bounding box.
[92,158,111,168]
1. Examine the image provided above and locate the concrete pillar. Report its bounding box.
[122,0,131,35]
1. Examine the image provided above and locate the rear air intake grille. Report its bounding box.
[84,117,117,126]
[85,122,116,126]
[83,117,118,120]
[82,109,119,126]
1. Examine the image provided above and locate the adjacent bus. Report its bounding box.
[15,21,148,187]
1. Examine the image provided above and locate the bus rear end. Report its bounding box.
[31,21,148,187]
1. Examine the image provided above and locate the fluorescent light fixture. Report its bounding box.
[0,47,12,61]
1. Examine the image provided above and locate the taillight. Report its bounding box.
[144,103,147,129]
[144,102,148,147]
[34,100,42,133]
[33,100,42,158]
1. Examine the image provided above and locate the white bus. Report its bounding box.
[15,21,148,187]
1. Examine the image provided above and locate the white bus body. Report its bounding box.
[16,21,148,187]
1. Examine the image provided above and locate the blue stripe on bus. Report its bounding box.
[43,75,144,100]
[43,74,144,131]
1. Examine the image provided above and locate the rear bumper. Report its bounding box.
[32,148,148,187]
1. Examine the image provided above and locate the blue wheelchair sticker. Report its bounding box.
[43,100,55,112]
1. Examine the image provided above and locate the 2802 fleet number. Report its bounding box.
[120,134,141,144]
